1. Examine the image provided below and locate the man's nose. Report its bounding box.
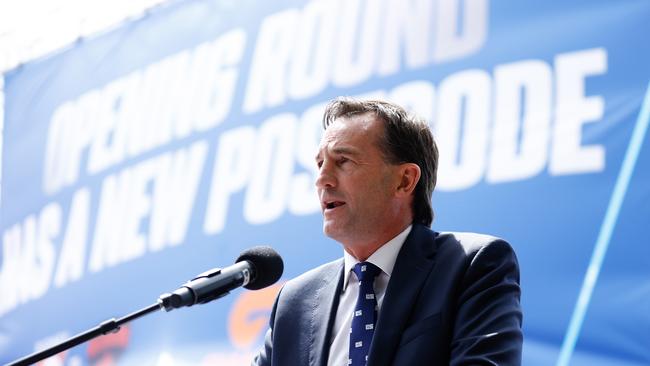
[315,161,336,189]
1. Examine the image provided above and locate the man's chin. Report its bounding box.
[322,222,343,241]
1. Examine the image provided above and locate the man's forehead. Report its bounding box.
[316,115,381,158]
[316,136,363,158]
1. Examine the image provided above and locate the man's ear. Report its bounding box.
[395,163,421,197]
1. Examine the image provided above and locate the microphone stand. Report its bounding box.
[7,245,280,365]
[8,298,177,366]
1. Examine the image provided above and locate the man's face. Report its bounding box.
[315,113,401,248]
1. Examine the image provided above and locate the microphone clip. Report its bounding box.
[159,267,228,312]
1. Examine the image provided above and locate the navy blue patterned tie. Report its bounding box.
[349,262,381,366]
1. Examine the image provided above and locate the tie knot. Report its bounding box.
[352,262,381,282]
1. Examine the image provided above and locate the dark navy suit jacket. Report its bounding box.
[253,224,523,365]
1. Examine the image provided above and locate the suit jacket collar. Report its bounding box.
[367,224,439,366]
[310,259,344,366]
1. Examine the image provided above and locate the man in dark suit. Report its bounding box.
[253,98,522,365]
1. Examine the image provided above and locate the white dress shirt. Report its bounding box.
[327,225,412,366]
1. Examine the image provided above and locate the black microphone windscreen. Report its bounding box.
[236,246,284,290]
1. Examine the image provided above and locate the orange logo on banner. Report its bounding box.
[87,325,130,366]
[228,283,283,349]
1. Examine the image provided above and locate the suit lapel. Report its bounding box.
[310,260,344,366]
[367,225,438,366]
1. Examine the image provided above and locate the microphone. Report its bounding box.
[158,246,283,311]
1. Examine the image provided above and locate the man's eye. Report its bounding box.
[316,160,323,168]
[338,157,349,165]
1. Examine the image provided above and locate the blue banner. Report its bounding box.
[1,0,649,365]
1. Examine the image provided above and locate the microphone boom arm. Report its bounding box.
[6,246,281,366]
[7,302,162,366]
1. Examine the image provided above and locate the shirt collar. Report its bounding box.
[342,224,412,291]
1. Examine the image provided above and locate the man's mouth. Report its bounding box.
[325,201,346,210]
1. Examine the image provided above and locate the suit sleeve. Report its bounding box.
[450,239,523,366]
[251,287,282,366]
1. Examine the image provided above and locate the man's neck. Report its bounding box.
[343,222,413,261]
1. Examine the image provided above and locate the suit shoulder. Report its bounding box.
[280,258,342,296]
[436,231,514,257]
